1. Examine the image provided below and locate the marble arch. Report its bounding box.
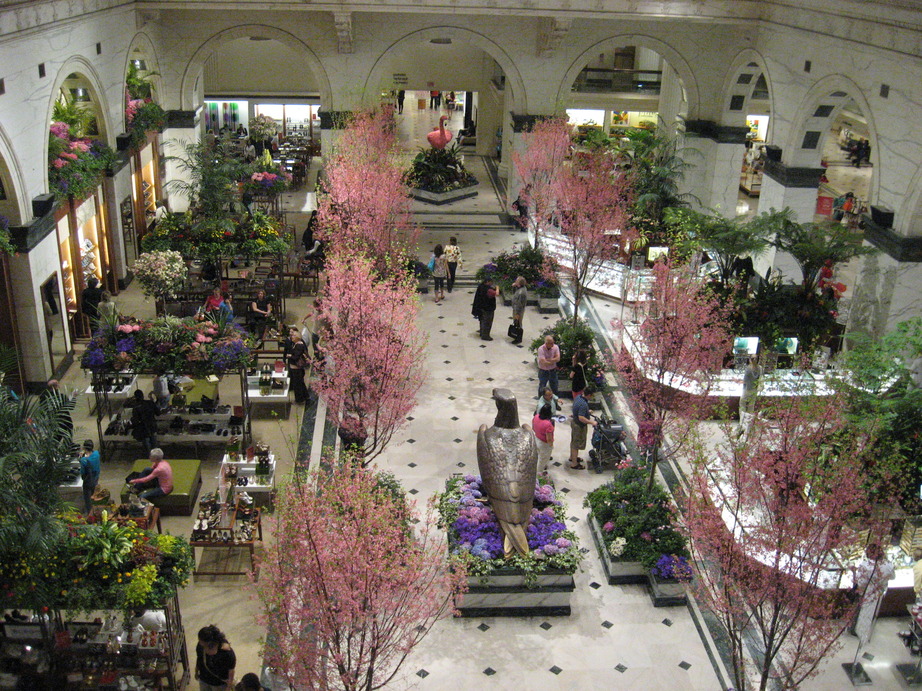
[0,124,28,226]
[180,25,333,112]
[46,58,114,194]
[556,34,699,119]
[125,32,163,105]
[363,27,527,114]
[717,49,773,127]
[783,74,879,201]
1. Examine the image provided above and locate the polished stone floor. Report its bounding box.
[52,114,913,690]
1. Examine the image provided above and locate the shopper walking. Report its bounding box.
[195,625,236,691]
[569,388,597,470]
[510,276,527,344]
[429,90,439,109]
[432,244,448,303]
[472,278,497,341]
[286,327,310,404]
[444,237,463,293]
[396,90,406,114]
[79,440,100,514]
[532,404,555,475]
[536,335,561,397]
[130,389,159,452]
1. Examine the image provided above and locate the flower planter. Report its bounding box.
[456,569,575,617]
[499,288,539,307]
[647,572,689,607]
[410,185,479,206]
[538,296,560,314]
[587,515,647,585]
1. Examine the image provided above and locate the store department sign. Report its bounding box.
[392,73,408,85]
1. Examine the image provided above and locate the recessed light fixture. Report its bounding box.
[430,38,452,45]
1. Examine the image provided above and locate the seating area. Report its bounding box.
[119,458,203,516]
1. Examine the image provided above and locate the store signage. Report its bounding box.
[392,73,408,85]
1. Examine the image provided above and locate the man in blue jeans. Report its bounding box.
[537,335,560,397]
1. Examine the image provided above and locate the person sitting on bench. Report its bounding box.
[129,448,173,501]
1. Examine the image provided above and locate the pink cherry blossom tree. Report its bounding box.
[511,117,572,245]
[313,248,427,464]
[254,463,466,691]
[316,109,419,275]
[613,259,732,488]
[685,394,892,691]
[552,147,635,324]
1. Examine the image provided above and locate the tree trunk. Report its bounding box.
[645,441,659,491]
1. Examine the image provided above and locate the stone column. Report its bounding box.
[754,157,825,279]
[682,120,748,216]
[161,109,200,213]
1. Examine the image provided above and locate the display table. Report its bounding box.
[84,374,138,414]
[102,404,242,453]
[177,378,219,405]
[190,500,262,578]
[119,459,202,516]
[247,371,290,418]
[220,453,276,507]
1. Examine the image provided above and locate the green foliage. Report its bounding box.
[530,317,603,376]
[165,139,248,218]
[142,207,289,260]
[474,245,560,295]
[408,142,477,193]
[126,61,157,100]
[761,210,876,293]
[52,99,96,139]
[127,101,166,148]
[584,466,688,569]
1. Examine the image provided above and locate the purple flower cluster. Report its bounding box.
[450,475,573,560]
[211,339,250,372]
[115,337,135,353]
[652,554,693,582]
[82,346,106,370]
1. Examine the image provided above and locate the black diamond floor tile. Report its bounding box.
[552,461,562,467]
[439,329,446,333]
[441,344,449,348]
[448,395,456,400]
[540,621,552,630]
[483,667,496,676]
[662,618,673,626]
[446,377,453,381]
[408,462,417,468]
[477,623,490,631]
[559,487,571,493]
[407,439,416,444]
[486,377,494,381]
[479,344,487,348]
[678,661,691,670]
[591,582,602,590]
[443,360,451,364]
[569,516,579,523]
[601,619,612,628]
[456,462,465,467]
[416,669,429,678]
[451,416,459,421]
[615,664,627,673]
[453,438,463,443]
[407,416,415,421]
[482,360,490,364]
[438,315,444,319]
[862,652,875,661]
[549,665,562,675]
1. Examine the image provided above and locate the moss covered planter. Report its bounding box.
[647,572,689,607]
[457,569,575,617]
[588,515,647,585]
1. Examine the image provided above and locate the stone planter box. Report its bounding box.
[417,277,430,294]
[456,569,575,617]
[411,185,478,205]
[588,515,647,585]
[538,295,560,313]
[499,288,539,307]
[647,573,689,607]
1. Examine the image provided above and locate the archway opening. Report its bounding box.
[201,37,323,141]
[566,44,687,140]
[0,154,21,226]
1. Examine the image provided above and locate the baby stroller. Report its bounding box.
[588,416,629,474]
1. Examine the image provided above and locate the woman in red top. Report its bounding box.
[203,287,224,313]
[531,405,555,475]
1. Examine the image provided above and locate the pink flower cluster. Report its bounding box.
[50,121,94,170]
[126,98,148,124]
[50,122,70,139]
[117,324,141,334]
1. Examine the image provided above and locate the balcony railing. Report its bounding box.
[571,68,662,95]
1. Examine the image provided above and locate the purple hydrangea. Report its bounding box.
[115,337,135,353]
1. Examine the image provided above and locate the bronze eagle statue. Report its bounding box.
[476,388,538,557]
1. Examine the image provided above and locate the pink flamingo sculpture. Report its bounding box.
[427,115,453,150]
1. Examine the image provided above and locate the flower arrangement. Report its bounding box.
[474,245,560,296]
[243,167,292,197]
[249,114,278,141]
[132,250,188,300]
[141,209,289,260]
[408,142,477,193]
[0,512,193,615]
[125,98,166,148]
[437,474,582,586]
[586,466,689,569]
[48,121,115,201]
[651,554,693,582]
[82,314,253,375]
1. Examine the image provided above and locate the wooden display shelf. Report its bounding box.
[190,501,262,578]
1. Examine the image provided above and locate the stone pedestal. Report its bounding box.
[457,570,575,617]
